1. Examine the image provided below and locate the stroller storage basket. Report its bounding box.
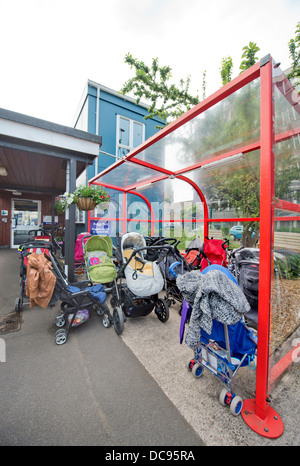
[111,284,155,317]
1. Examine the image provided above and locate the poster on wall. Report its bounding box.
[90,219,111,235]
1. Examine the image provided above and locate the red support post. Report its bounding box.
[241,57,284,438]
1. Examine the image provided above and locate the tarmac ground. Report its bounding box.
[0,248,299,447]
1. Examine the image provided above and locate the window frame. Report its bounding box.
[116,115,145,159]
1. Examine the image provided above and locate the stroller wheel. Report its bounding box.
[96,302,110,317]
[155,299,169,323]
[102,315,111,328]
[113,307,124,335]
[55,314,65,328]
[55,329,67,345]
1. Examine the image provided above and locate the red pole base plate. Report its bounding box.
[241,399,284,439]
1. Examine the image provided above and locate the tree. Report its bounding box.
[239,41,260,74]
[120,53,200,126]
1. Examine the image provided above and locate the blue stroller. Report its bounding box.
[170,262,257,416]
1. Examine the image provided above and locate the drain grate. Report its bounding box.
[0,313,22,334]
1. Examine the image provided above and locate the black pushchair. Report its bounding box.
[109,233,172,335]
[154,237,192,311]
[228,247,259,328]
[44,248,113,344]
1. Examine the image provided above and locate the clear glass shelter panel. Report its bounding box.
[270,67,300,389]
[96,161,159,190]
[188,149,260,224]
[271,216,300,388]
[150,177,205,249]
[134,78,261,172]
[89,188,124,243]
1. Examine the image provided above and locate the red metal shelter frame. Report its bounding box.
[89,55,300,438]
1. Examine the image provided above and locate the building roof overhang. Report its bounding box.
[0,107,102,195]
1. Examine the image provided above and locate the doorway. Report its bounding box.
[11,199,41,248]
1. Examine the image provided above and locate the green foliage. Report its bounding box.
[287,21,300,85]
[220,56,233,85]
[121,53,200,126]
[72,185,110,205]
[55,185,110,213]
[239,42,260,73]
[276,253,300,280]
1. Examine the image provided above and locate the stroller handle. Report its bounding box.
[18,240,56,252]
[169,261,182,278]
[122,244,175,272]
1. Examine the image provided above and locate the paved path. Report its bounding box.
[0,249,203,446]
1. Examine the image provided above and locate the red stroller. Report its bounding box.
[199,237,229,271]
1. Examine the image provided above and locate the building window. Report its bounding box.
[116,115,145,158]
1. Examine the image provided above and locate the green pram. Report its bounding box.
[83,235,117,285]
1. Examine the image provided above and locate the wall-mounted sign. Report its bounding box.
[90,219,111,235]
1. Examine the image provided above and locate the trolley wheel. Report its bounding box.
[102,315,111,328]
[55,329,67,345]
[55,314,65,328]
[187,358,195,371]
[15,298,22,313]
[113,307,124,335]
[230,395,243,416]
[219,388,229,407]
[155,298,169,323]
[192,362,203,378]
[219,389,243,416]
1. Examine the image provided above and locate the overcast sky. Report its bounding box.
[0,0,299,127]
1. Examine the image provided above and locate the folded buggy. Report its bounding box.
[83,235,117,284]
[110,232,171,335]
[173,263,257,416]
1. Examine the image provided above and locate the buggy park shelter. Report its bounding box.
[89,55,300,438]
[0,108,102,279]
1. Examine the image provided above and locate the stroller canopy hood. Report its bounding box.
[85,235,113,256]
[121,233,146,252]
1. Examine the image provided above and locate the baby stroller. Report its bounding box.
[41,248,113,344]
[74,232,92,278]
[16,239,57,313]
[172,263,257,416]
[198,237,229,271]
[83,235,117,285]
[110,232,171,335]
[152,237,192,311]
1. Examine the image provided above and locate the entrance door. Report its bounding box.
[11,199,41,248]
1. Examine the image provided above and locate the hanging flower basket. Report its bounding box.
[55,185,110,213]
[76,196,97,211]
